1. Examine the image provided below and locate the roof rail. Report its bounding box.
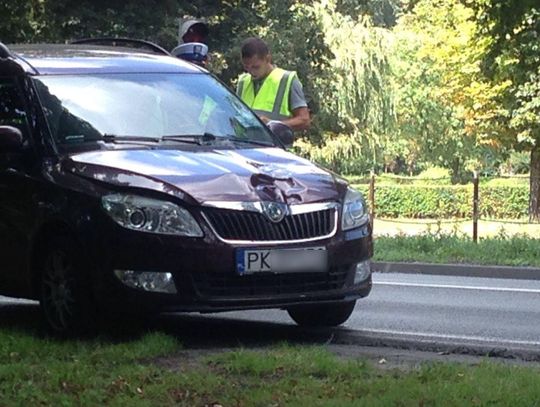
[0,42,13,58]
[71,38,171,56]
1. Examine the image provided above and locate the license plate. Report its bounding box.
[236,247,327,275]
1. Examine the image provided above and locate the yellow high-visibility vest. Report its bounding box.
[237,68,297,121]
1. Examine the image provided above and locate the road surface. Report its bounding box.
[2,272,540,360]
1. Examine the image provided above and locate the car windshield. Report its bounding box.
[33,73,275,147]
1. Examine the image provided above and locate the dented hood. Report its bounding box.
[65,147,346,205]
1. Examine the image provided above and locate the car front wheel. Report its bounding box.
[39,236,96,335]
[287,301,356,327]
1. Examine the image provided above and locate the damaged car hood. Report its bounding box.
[65,147,346,205]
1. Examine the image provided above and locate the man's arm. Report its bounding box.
[284,76,310,131]
[282,106,310,131]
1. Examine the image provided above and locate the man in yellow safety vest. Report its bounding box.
[236,37,310,131]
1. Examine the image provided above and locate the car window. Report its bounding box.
[0,78,30,141]
[33,73,275,146]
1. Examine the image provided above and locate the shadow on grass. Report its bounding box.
[154,313,339,349]
[0,299,339,349]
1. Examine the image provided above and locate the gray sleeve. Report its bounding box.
[289,77,308,111]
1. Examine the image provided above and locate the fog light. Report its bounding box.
[354,261,371,284]
[114,270,177,294]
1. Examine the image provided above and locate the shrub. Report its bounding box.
[353,183,529,219]
[416,166,451,183]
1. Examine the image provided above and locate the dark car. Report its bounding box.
[0,41,372,334]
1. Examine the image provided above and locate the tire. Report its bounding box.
[287,301,356,327]
[38,236,97,336]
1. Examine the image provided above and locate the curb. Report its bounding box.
[372,261,540,281]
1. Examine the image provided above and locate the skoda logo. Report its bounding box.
[262,202,288,223]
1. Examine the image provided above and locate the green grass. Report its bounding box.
[2,332,540,406]
[374,233,540,267]
[0,329,181,405]
[210,346,540,406]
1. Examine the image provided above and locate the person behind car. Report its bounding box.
[236,37,310,131]
[171,19,209,67]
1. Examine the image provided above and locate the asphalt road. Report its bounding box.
[2,272,540,361]
[179,272,540,359]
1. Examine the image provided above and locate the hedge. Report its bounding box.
[352,184,529,219]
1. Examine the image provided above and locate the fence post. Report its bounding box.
[473,171,479,243]
[369,172,375,230]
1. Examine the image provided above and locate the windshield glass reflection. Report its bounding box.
[34,73,274,146]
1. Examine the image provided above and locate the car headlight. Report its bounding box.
[341,187,369,231]
[101,194,203,237]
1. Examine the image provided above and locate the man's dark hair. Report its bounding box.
[241,37,269,59]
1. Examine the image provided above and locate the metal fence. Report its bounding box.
[364,173,535,241]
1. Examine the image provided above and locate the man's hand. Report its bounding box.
[258,114,270,124]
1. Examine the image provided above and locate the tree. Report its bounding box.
[392,0,510,181]
[294,0,395,173]
[474,1,540,219]
[334,0,401,27]
[0,1,38,42]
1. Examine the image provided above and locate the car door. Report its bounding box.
[0,76,38,296]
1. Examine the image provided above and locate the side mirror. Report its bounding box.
[0,126,24,152]
[267,120,294,148]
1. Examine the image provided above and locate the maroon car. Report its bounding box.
[0,41,372,334]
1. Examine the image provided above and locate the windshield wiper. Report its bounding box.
[161,133,216,145]
[102,134,161,143]
[225,136,274,147]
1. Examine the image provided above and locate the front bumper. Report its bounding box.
[87,214,373,315]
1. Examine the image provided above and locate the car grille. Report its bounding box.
[192,266,349,298]
[203,207,336,242]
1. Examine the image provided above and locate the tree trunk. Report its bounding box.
[529,146,540,221]
[450,157,460,184]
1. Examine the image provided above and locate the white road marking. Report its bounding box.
[358,327,540,347]
[374,281,540,294]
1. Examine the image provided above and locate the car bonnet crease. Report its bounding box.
[65,147,344,204]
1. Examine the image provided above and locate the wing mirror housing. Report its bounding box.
[0,126,24,152]
[267,120,294,148]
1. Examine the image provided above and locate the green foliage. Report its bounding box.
[416,166,451,182]
[353,183,529,219]
[472,1,539,217]
[499,151,531,175]
[391,0,511,180]
[375,233,540,267]
[294,134,371,174]
[2,0,183,46]
[335,0,401,27]
[483,176,529,187]
[311,1,396,163]
[0,1,37,42]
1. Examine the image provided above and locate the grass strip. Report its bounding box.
[1,331,540,406]
[374,234,540,267]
